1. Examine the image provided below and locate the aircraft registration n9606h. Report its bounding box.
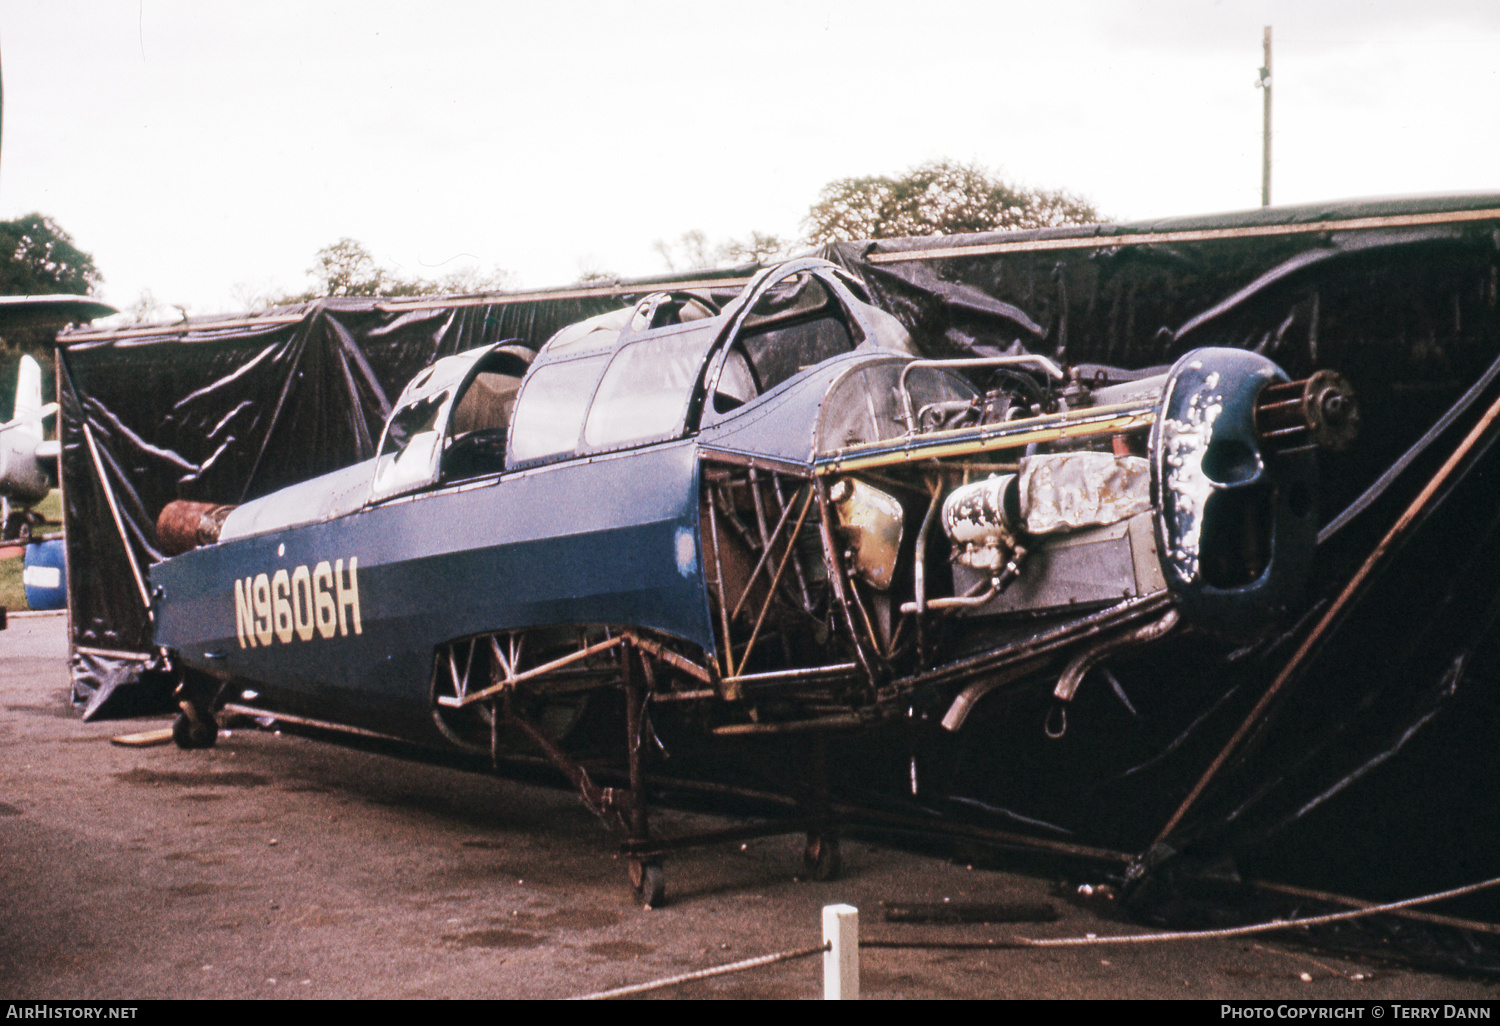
[148,258,1356,906]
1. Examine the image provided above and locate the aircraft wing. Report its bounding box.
[0,294,117,326]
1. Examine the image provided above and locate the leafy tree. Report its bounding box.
[0,213,102,297]
[309,239,512,298]
[0,214,104,421]
[242,240,514,308]
[311,238,387,297]
[802,159,1102,244]
[414,264,515,296]
[573,266,619,285]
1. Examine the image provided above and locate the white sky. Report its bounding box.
[1,0,1497,317]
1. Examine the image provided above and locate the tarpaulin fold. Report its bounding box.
[55,196,1500,925]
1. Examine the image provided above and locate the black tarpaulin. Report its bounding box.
[55,194,1500,945]
[821,193,1500,925]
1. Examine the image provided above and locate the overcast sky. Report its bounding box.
[1,0,1497,318]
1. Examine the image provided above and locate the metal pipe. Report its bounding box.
[57,350,76,650]
[748,469,795,663]
[705,489,734,680]
[911,480,943,614]
[505,698,620,823]
[901,574,1000,614]
[222,702,406,744]
[724,662,861,685]
[772,473,814,612]
[844,573,886,661]
[899,356,1065,433]
[712,486,759,553]
[487,634,514,679]
[940,657,1049,732]
[820,401,1156,475]
[623,648,649,845]
[648,688,718,703]
[625,631,713,684]
[1053,609,1180,703]
[815,476,877,684]
[713,714,867,736]
[907,594,1172,691]
[1249,878,1500,938]
[82,422,152,617]
[440,634,627,707]
[1153,381,1500,848]
[747,469,772,551]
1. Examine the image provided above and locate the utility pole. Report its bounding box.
[1258,25,1272,207]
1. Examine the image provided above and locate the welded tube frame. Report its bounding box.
[733,486,816,677]
[705,489,735,681]
[730,483,810,622]
[771,472,815,612]
[438,634,628,708]
[504,689,627,827]
[814,475,880,685]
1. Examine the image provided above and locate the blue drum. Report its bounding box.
[23,539,66,611]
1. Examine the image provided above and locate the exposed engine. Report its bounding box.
[693,347,1358,737]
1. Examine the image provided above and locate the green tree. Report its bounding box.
[0,214,104,421]
[0,213,102,297]
[310,239,512,298]
[244,240,514,308]
[311,238,387,297]
[414,264,515,296]
[802,159,1102,244]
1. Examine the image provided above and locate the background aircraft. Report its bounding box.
[0,295,117,539]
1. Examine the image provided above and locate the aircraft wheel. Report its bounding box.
[803,833,842,882]
[3,511,33,543]
[172,711,218,750]
[630,859,666,909]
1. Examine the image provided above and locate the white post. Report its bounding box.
[822,903,859,1000]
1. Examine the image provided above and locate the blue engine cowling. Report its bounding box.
[1150,348,1318,636]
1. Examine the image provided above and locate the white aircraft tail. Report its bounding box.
[0,355,56,506]
[12,354,44,439]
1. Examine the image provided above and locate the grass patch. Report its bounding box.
[1,489,64,611]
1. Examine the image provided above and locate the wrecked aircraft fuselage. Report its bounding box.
[149,258,1356,905]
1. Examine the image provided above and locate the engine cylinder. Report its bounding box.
[156,500,236,556]
[941,475,1019,571]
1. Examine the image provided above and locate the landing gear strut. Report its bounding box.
[803,831,843,882]
[171,669,220,750]
[500,634,843,908]
[629,858,666,909]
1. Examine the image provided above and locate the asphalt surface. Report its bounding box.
[1,613,1495,1000]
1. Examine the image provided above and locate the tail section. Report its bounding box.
[0,355,54,505]
[12,354,42,438]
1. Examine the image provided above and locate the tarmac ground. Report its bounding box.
[1,613,1495,1000]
